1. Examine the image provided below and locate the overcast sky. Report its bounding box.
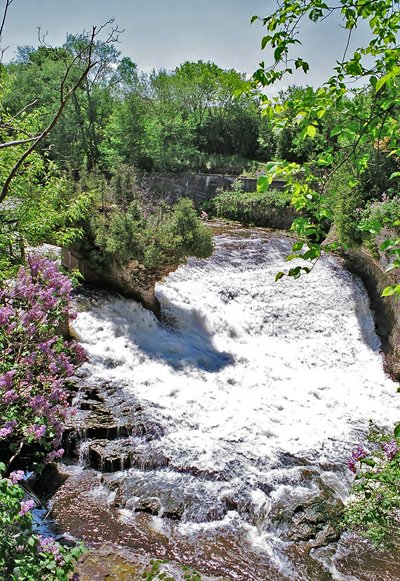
[2,0,371,91]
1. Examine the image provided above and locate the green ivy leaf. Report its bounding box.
[261,35,272,50]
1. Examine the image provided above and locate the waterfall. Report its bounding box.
[69,229,398,580]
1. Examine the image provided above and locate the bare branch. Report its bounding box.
[0,0,13,63]
[0,136,40,149]
[5,441,23,472]
[0,28,99,203]
[37,26,51,48]
[5,99,38,124]
[0,0,13,46]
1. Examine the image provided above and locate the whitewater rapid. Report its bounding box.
[65,228,400,579]
[73,232,397,472]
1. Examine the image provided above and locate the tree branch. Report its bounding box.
[5,99,38,124]
[0,0,13,46]
[0,27,99,204]
[0,136,40,149]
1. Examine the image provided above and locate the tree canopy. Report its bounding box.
[252,0,400,295]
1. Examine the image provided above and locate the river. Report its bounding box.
[52,225,400,580]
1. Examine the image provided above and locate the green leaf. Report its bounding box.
[386,260,400,272]
[257,175,272,193]
[330,126,342,137]
[394,423,400,438]
[375,67,400,92]
[319,207,334,220]
[288,266,302,279]
[380,239,395,251]
[370,75,377,88]
[251,15,258,24]
[381,285,400,297]
[274,45,285,61]
[261,35,272,50]
[275,271,285,282]
[306,124,316,138]
[46,561,56,570]
[317,153,334,167]
[358,220,382,234]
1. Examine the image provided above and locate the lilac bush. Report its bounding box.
[0,257,87,579]
[0,462,85,579]
[0,255,86,471]
[345,428,400,547]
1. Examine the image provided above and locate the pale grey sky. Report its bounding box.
[2,0,371,90]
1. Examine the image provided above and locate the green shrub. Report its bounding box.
[360,195,400,233]
[206,185,292,227]
[0,463,85,580]
[79,167,213,270]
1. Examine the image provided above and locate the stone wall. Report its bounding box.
[141,173,285,205]
[342,246,400,380]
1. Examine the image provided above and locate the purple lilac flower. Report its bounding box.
[383,440,399,461]
[0,370,16,390]
[348,445,367,473]
[3,390,18,404]
[70,342,87,365]
[37,536,65,566]
[9,470,25,484]
[29,395,49,412]
[47,448,64,461]
[0,305,14,325]
[18,499,35,517]
[27,424,46,440]
[38,338,57,354]
[0,420,17,439]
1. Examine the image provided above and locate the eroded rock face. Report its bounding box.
[62,380,164,462]
[62,248,178,317]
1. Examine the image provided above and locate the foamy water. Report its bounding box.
[70,231,399,577]
[73,233,397,468]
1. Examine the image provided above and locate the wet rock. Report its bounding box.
[340,237,400,380]
[62,247,180,317]
[62,379,165,460]
[134,496,162,516]
[62,405,130,458]
[88,439,132,472]
[87,439,171,473]
[103,471,232,524]
[268,479,343,548]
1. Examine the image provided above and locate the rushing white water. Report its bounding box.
[72,229,398,569]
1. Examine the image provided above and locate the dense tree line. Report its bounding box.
[3,42,265,175]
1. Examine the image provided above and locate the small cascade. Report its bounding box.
[78,439,90,467]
